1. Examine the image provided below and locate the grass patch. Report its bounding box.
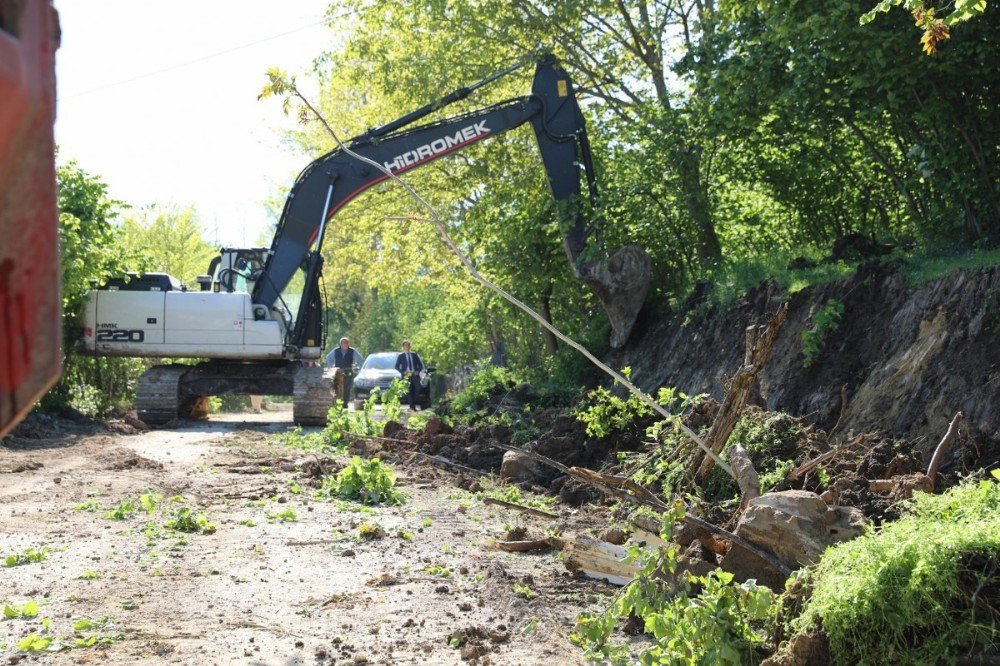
[901,244,1000,284]
[792,475,1000,664]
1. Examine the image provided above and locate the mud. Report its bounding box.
[0,413,614,664]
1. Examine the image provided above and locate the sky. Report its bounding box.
[54,0,334,247]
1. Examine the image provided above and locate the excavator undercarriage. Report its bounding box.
[135,362,335,426]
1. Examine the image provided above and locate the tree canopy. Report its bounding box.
[260,0,997,376]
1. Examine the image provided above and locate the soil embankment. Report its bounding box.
[611,262,1000,462]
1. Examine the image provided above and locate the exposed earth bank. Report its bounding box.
[611,262,1000,460]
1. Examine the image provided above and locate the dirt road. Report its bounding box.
[0,412,609,664]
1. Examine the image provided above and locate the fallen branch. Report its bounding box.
[493,537,562,553]
[927,412,963,491]
[401,450,489,477]
[482,497,559,520]
[788,436,864,482]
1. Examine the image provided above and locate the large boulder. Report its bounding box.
[721,490,866,590]
[499,450,544,485]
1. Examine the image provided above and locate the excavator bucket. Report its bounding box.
[0,0,61,438]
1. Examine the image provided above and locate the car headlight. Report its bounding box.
[354,378,373,389]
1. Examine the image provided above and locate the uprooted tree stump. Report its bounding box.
[692,302,789,481]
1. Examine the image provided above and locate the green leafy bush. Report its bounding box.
[572,504,775,664]
[317,456,406,505]
[791,475,1000,664]
[4,547,50,567]
[163,506,216,534]
[802,299,845,367]
[449,365,517,419]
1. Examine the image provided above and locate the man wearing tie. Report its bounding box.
[394,340,425,411]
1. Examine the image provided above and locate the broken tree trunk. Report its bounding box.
[730,442,761,503]
[693,303,789,481]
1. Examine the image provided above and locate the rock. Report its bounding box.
[601,527,628,545]
[499,451,543,484]
[721,490,866,590]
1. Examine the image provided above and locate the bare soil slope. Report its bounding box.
[612,262,1000,461]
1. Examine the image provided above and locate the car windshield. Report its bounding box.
[362,353,398,371]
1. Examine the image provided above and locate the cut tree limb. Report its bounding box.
[694,303,789,481]
[927,412,963,491]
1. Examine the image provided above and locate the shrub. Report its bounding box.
[316,456,405,506]
[802,299,845,367]
[791,474,1000,664]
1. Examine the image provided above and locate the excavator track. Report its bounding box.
[293,365,335,426]
[136,365,190,425]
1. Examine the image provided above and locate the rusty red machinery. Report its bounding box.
[0,0,61,438]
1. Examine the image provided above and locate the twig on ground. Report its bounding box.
[483,497,559,520]
[493,537,563,553]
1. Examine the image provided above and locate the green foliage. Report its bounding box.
[73,498,101,512]
[4,547,50,567]
[479,483,555,512]
[101,491,160,520]
[47,159,149,414]
[902,245,1000,285]
[758,459,796,492]
[449,365,518,420]
[17,632,53,652]
[572,504,775,664]
[514,584,537,600]
[3,601,39,619]
[119,204,217,287]
[802,300,845,368]
[163,506,216,534]
[576,377,692,439]
[793,477,1000,664]
[316,456,406,506]
[266,508,298,523]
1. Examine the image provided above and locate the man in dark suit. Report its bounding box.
[394,340,424,410]
[326,337,362,407]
